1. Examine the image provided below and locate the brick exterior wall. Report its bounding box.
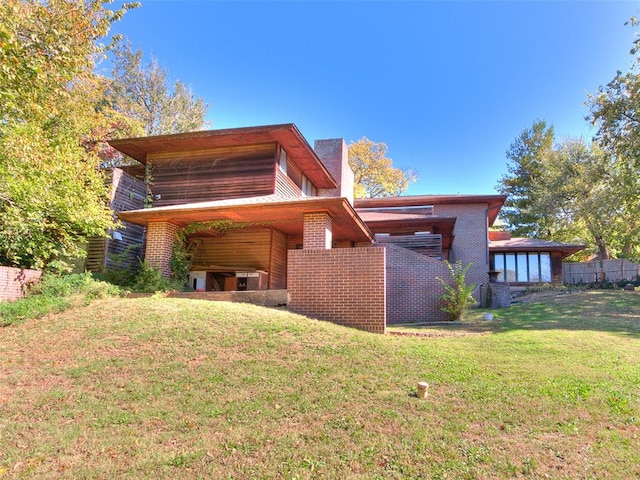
[302,212,333,250]
[287,247,386,334]
[145,221,180,277]
[437,203,490,288]
[385,244,450,324]
[0,266,42,302]
[314,139,355,205]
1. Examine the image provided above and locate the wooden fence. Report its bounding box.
[563,259,640,284]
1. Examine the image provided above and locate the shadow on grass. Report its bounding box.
[495,290,640,337]
[389,291,640,338]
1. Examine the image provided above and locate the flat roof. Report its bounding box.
[489,237,584,258]
[355,194,506,226]
[117,194,374,244]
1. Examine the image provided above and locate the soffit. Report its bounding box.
[117,195,374,243]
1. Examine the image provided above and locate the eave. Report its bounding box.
[489,238,585,259]
[117,195,374,244]
[355,194,507,226]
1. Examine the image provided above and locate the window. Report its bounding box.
[493,252,552,283]
[279,148,287,174]
[301,174,317,197]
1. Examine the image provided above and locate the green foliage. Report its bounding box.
[0,273,121,326]
[0,0,138,269]
[437,261,476,321]
[130,262,186,293]
[169,241,191,287]
[99,243,144,286]
[348,137,417,198]
[497,119,640,260]
[0,121,118,268]
[496,120,554,238]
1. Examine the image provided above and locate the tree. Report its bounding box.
[586,17,640,259]
[534,139,621,260]
[109,41,209,137]
[496,120,555,238]
[348,137,417,198]
[0,0,137,269]
[588,18,640,168]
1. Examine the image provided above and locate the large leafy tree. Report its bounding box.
[496,120,555,238]
[348,137,417,198]
[0,0,137,269]
[586,17,640,259]
[109,41,209,137]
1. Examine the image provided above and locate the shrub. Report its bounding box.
[0,273,121,326]
[437,261,476,321]
[130,262,187,293]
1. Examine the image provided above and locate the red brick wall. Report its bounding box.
[0,266,42,302]
[437,203,490,288]
[287,247,386,334]
[314,139,355,204]
[145,222,180,277]
[302,212,332,250]
[385,245,450,324]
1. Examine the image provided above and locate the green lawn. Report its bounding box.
[1,291,639,479]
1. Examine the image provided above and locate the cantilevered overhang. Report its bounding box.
[355,194,507,227]
[359,213,457,251]
[489,238,584,259]
[108,123,338,189]
[117,195,374,244]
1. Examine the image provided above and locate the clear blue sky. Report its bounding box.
[106,0,638,195]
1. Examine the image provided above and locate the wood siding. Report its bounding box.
[374,234,442,259]
[275,169,302,198]
[85,169,146,272]
[190,227,273,272]
[148,143,277,206]
[269,229,287,289]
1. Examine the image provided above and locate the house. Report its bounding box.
[89,123,582,333]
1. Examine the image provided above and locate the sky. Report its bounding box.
[106,0,639,196]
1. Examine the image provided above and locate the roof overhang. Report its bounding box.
[108,123,338,189]
[117,195,374,244]
[355,194,507,226]
[359,214,456,251]
[489,238,585,259]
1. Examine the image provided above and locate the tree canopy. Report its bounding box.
[109,41,208,137]
[496,19,640,261]
[497,120,554,238]
[0,0,138,269]
[348,137,417,198]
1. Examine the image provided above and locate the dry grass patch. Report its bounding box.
[0,292,639,478]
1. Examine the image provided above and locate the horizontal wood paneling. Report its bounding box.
[375,234,442,259]
[269,229,287,289]
[148,143,277,206]
[191,227,273,271]
[275,169,302,198]
[86,169,147,272]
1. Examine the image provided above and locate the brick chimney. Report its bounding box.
[314,139,354,205]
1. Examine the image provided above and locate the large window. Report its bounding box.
[493,252,552,283]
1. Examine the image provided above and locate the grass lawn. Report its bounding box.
[1,290,639,479]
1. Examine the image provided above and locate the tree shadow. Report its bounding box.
[492,290,640,338]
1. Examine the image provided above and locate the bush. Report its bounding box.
[437,261,476,321]
[130,262,187,293]
[0,273,121,326]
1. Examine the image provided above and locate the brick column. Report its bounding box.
[145,221,180,277]
[303,211,333,249]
